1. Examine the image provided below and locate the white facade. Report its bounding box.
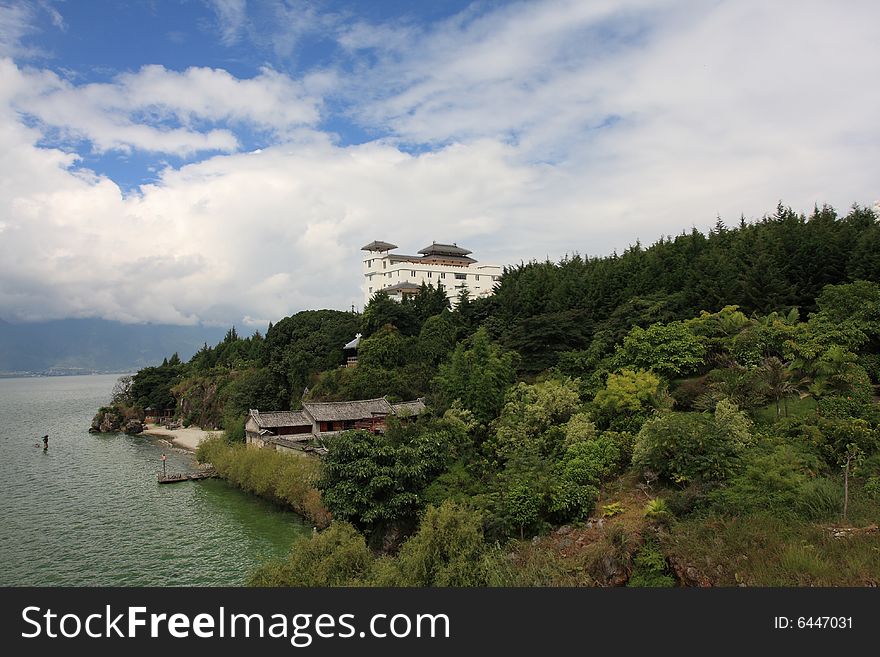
[361,240,502,307]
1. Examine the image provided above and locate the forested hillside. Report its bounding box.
[112,202,880,586]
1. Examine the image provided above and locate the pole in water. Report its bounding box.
[42,434,48,451]
[161,453,167,477]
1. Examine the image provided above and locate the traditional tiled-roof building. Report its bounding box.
[245,396,426,454]
[302,397,393,436]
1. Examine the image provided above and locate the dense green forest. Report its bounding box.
[113,202,880,586]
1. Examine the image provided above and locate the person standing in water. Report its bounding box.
[42,434,48,451]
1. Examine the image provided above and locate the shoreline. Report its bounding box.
[141,424,219,452]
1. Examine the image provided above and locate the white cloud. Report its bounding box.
[0,76,535,323]
[8,63,320,156]
[205,0,247,45]
[0,0,879,327]
[0,2,37,58]
[342,0,880,246]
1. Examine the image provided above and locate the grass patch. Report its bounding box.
[665,512,880,586]
[752,396,817,424]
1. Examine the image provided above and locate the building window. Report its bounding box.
[455,273,466,280]
[440,272,446,279]
[369,287,372,293]
[383,260,387,269]
[411,270,416,277]
[427,272,432,278]
[475,275,480,281]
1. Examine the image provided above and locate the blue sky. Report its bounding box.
[16,0,506,187]
[1,0,878,327]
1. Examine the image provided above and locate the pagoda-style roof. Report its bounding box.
[418,242,473,257]
[384,281,422,293]
[343,333,362,351]
[361,240,398,252]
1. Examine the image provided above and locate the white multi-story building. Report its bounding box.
[361,240,502,307]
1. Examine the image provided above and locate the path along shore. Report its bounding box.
[141,424,218,452]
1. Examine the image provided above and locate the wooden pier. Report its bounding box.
[157,468,218,484]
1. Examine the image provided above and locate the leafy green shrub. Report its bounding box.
[644,498,673,527]
[492,378,583,458]
[613,322,706,378]
[811,417,879,469]
[817,395,880,423]
[421,460,481,507]
[604,412,652,434]
[593,369,664,414]
[864,476,880,500]
[319,422,457,536]
[546,481,597,524]
[633,401,753,485]
[602,502,623,518]
[860,353,880,384]
[504,484,543,539]
[707,442,824,519]
[562,412,598,448]
[381,501,507,586]
[627,538,676,587]
[604,430,636,467]
[854,451,880,478]
[248,522,373,586]
[223,414,246,442]
[561,434,621,486]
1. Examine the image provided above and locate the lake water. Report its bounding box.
[0,374,309,586]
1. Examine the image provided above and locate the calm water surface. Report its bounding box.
[0,374,309,586]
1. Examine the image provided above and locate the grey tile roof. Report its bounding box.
[418,242,473,256]
[391,398,427,416]
[361,240,398,251]
[249,410,311,429]
[384,281,421,292]
[270,436,313,448]
[302,397,393,422]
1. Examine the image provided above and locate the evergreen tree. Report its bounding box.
[433,328,518,425]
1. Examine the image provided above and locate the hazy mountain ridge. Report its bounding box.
[0,318,229,374]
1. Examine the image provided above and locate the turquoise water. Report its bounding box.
[0,374,309,586]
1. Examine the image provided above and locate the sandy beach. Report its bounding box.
[141,424,219,452]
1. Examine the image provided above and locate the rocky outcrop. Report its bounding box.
[91,408,122,433]
[123,419,144,435]
[668,556,713,587]
[90,404,145,434]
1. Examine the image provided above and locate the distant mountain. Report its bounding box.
[0,318,229,374]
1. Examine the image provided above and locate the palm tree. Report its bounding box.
[810,345,858,396]
[760,357,801,417]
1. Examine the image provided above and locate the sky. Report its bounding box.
[0,0,878,328]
